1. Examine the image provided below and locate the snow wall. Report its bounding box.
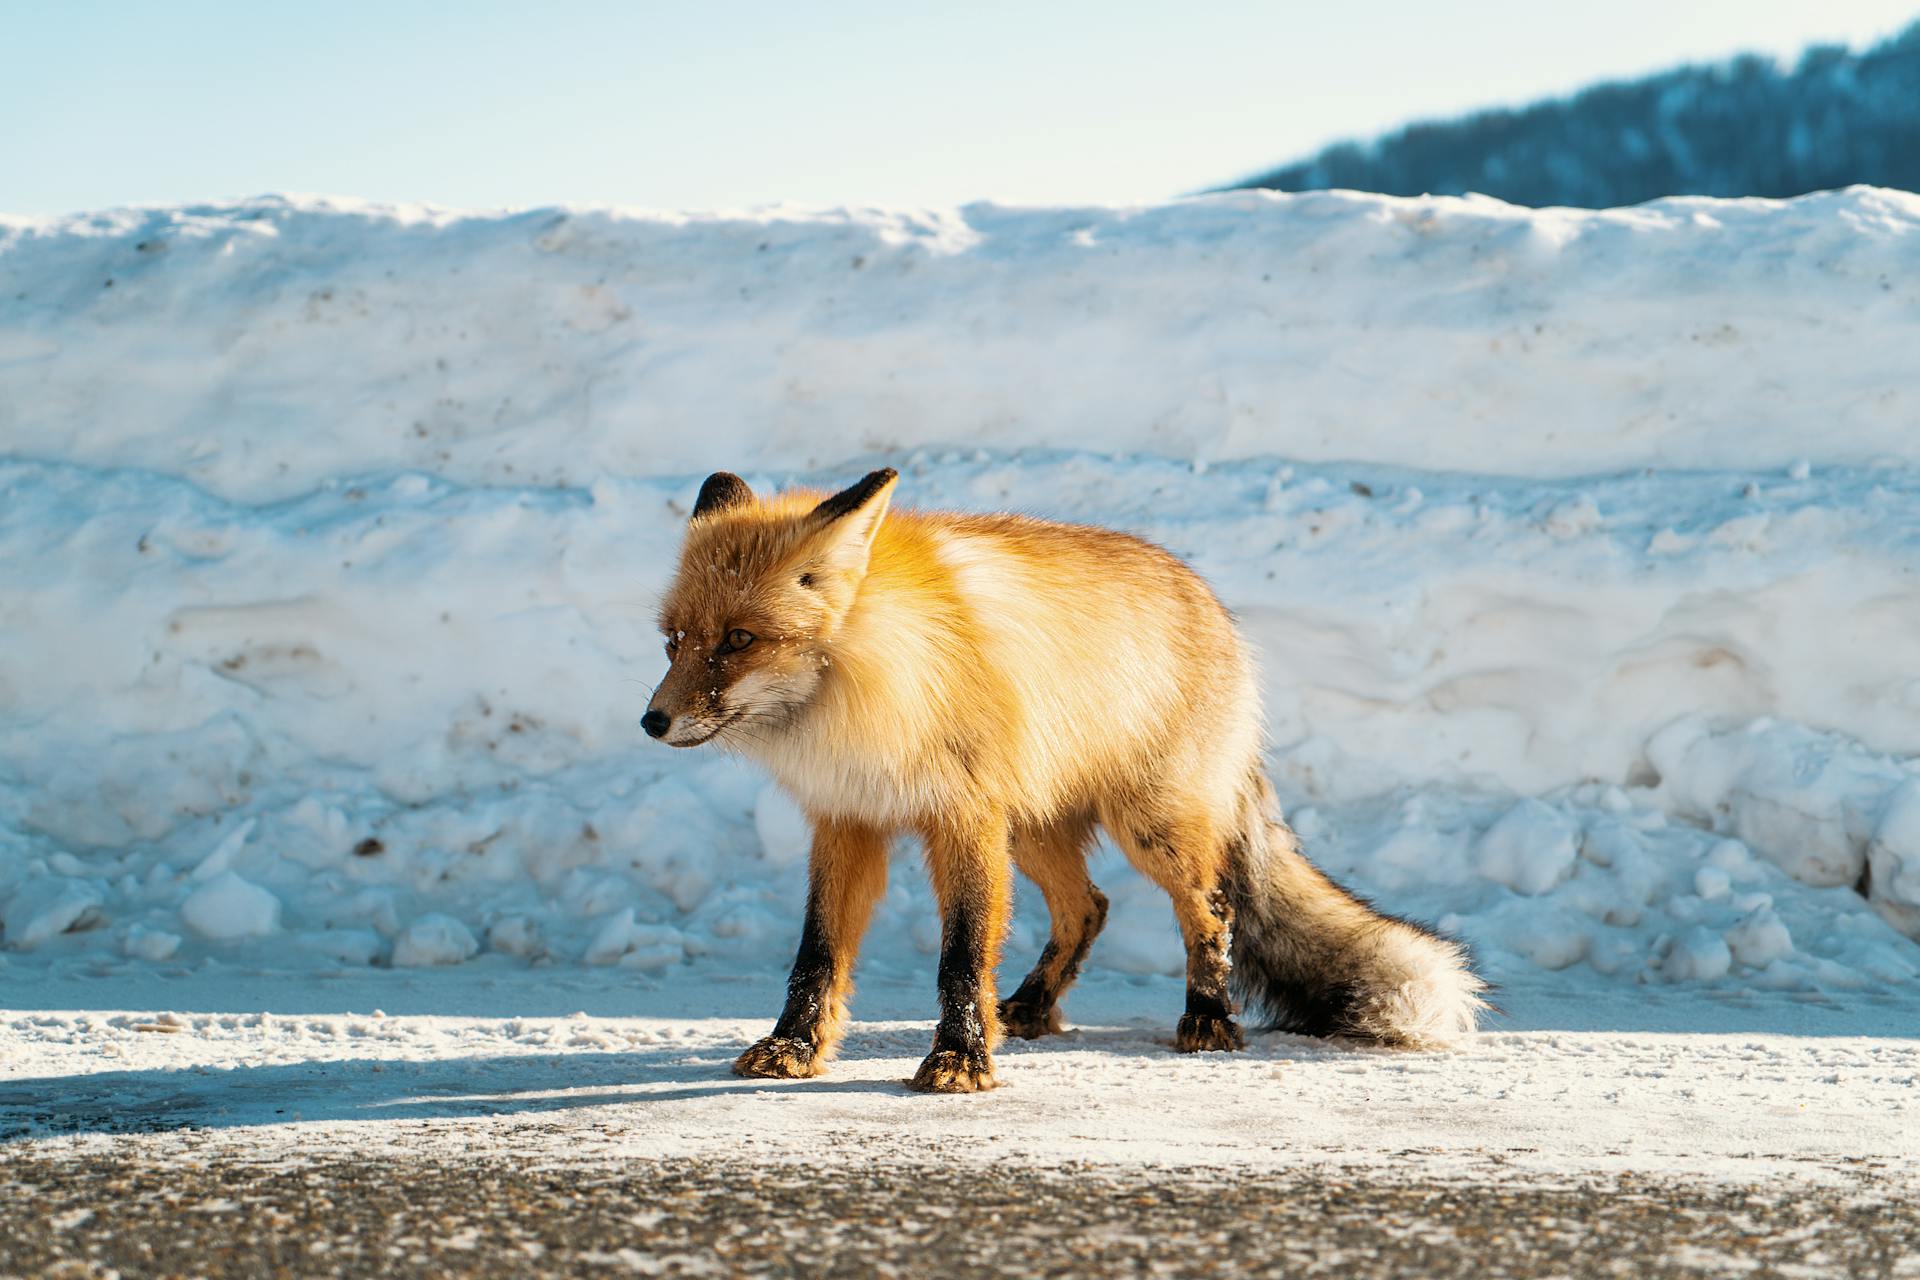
[3,188,1919,998]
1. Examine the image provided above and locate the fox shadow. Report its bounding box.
[0,1022,1206,1143]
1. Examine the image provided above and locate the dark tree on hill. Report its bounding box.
[1228,22,1920,207]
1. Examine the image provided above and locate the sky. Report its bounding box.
[4,0,1917,215]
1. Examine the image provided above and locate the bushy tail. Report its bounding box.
[1226,773,1487,1049]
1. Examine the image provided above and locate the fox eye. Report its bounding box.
[798,573,815,588]
[663,633,681,658]
[721,628,755,653]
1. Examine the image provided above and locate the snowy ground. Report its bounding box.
[3,189,1918,1235]
[7,969,1918,1190]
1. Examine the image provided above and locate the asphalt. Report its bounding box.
[2,1152,1914,1278]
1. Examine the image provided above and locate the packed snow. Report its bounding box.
[2,188,1918,1038]
[4,970,1917,1185]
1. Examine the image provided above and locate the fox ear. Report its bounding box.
[691,472,753,521]
[806,468,898,577]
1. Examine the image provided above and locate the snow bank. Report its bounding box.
[1,190,1917,1005]
[5,188,1920,501]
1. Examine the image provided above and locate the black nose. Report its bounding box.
[641,710,670,739]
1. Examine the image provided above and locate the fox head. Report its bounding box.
[643,467,898,748]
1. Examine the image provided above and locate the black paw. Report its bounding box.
[733,1035,822,1079]
[997,998,1063,1040]
[907,1046,997,1093]
[1174,1013,1247,1053]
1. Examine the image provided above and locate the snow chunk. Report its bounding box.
[1662,928,1732,982]
[1867,779,1920,940]
[582,908,683,971]
[391,914,479,967]
[4,878,106,950]
[180,872,281,941]
[1514,921,1590,971]
[1725,907,1794,969]
[1474,799,1579,896]
[1693,866,1732,900]
[122,924,182,962]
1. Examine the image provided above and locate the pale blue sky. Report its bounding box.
[5,0,1915,214]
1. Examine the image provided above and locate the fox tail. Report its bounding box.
[1224,772,1487,1048]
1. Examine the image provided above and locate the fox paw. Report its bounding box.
[907,1046,997,1093]
[733,1035,823,1079]
[996,998,1063,1040]
[1175,1013,1247,1053]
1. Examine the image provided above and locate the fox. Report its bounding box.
[644,467,1486,1093]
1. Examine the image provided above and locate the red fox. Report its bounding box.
[645,469,1485,1092]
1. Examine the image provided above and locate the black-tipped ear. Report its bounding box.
[811,468,898,524]
[803,468,898,581]
[691,472,754,521]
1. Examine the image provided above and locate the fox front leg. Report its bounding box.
[734,818,887,1080]
[909,813,1012,1093]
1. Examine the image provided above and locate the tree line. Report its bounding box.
[1228,21,1920,207]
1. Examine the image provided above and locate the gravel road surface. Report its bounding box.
[3,1152,1912,1278]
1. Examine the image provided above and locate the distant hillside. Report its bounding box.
[1230,21,1920,207]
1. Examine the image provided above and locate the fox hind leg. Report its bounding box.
[1000,813,1106,1040]
[1170,883,1245,1052]
[1105,801,1247,1053]
[909,810,1012,1093]
[734,817,888,1080]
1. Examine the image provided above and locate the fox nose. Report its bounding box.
[641,710,670,739]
